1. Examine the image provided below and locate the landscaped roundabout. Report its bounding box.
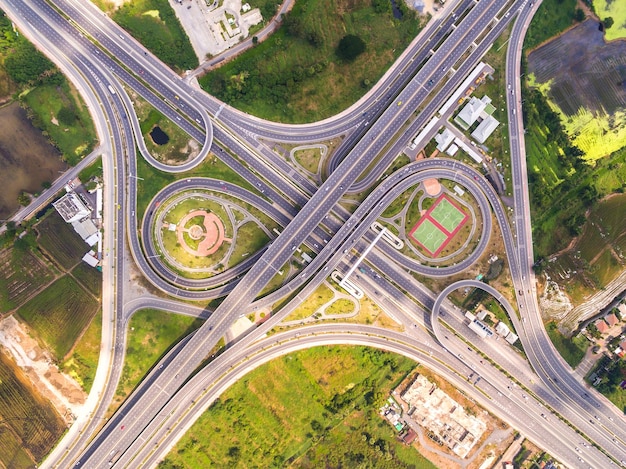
[150,190,274,280]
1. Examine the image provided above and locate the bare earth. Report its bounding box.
[0,316,86,422]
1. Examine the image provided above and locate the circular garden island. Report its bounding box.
[152,190,274,279]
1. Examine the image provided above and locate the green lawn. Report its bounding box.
[135,155,255,218]
[16,275,98,360]
[62,309,102,393]
[109,309,203,414]
[411,218,448,254]
[21,79,96,166]
[200,0,422,123]
[109,0,197,71]
[546,322,588,368]
[228,222,270,268]
[160,346,423,469]
[524,0,579,50]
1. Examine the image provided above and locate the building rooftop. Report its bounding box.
[471,115,500,143]
[435,128,455,152]
[455,96,491,129]
[605,313,619,328]
[495,321,511,337]
[595,319,609,334]
[53,192,90,223]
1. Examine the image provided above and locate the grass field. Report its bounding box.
[37,210,88,270]
[524,0,579,50]
[593,0,626,41]
[227,222,270,268]
[135,155,255,218]
[325,298,356,315]
[544,193,626,302]
[0,242,54,312]
[200,0,422,123]
[110,309,203,414]
[0,350,65,466]
[62,310,102,393]
[160,346,425,469]
[105,0,197,71]
[430,197,467,232]
[16,275,98,360]
[286,283,335,321]
[293,147,322,174]
[21,79,96,166]
[546,322,588,368]
[410,218,448,254]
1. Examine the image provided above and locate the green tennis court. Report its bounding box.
[411,218,448,255]
[430,198,467,233]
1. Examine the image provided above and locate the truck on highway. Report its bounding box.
[107,84,116,95]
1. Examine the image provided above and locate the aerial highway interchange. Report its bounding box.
[3,0,626,467]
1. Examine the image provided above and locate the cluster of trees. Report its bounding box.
[0,11,57,85]
[113,0,198,71]
[205,51,330,105]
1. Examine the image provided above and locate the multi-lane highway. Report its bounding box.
[3,0,626,467]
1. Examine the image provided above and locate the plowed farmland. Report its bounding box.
[0,350,65,467]
[16,275,98,359]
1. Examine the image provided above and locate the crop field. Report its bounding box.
[37,211,87,270]
[0,350,65,466]
[0,244,54,312]
[593,0,626,41]
[16,275,98,359]
[162,346,421,469]
[528,19,626,161]
[71,262,102,296]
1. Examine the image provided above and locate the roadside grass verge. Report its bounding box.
[16,275,99,360]
[109,309,203,415]
[135,154,255,218]
[546,322,588,368]
[227,222,270,268]
[21,78,96,166]
[160,346,420,468]
[285,283,335,321]
[62,309,102,393]
[200,0,422,123]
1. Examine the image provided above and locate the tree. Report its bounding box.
[57,107,77,126]
[336,35,366,61]
[604,17,614,29]
[575,8,585,22]
[252,36,258,45]
[372,0,390,14]
[17,192,31,207]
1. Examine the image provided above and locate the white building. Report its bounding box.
[53,192,90,223]
[471,115,500,143]
[435,128,455,152]
[495,321,511,337]
[455,96,491,129]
